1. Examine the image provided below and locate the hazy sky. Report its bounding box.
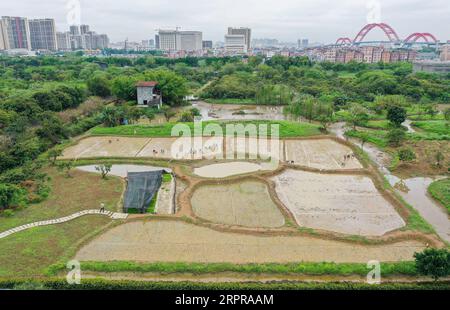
[1,0,449,43]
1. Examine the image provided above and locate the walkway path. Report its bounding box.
[0,210,128,240]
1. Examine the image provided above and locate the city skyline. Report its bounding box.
[1,0,449,43]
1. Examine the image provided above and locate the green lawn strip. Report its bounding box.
[365,120,391,130]
[408,114,445,121]
[89,120,322,138]
[346,129,388,148]
[1,278,449,290]
[428,178,450,214]
[45,261,418,277]
[410,120,449,135]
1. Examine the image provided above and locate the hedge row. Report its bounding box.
[1,278,449,290]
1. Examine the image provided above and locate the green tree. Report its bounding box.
[47,148,63,166]
[414,248,450,281]
[386,128,406,147]
[178,111,194,122]
[387,105,406,127]
[57,161,74,178]
[161,105,176,122]
[87,75,111,97]
[348,104,369,129]
[95,163,112,179]
[143,69,188,106]
[111,76,138,101]
[0,183,25,210]
[100,106,123,127]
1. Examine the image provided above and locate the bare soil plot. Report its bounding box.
[191,181,285,228]
[225,137,283,161]
[194,162,263,178]
[75,221,424,263]
[137,137,223,160]
[62,136,150,159]
[285,139,362,170]
[63,136,225,160]
[272,170,405,236]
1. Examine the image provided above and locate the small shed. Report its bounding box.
[136,81,162,108]
[123,170,163,213]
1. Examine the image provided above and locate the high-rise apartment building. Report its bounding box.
[224,34,247,54]
[0,19,9,50]
[157,30,203,51]
[69,25,80,36]
[56,32,71,50]
[227,27,251,50]
[202,40,213,49]
[1,16,31,50]
[29,18,57,51]
[80,25,90,35]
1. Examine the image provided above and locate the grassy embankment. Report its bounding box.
[90,120,322,138]
[0,168,123,277]
[428,178,450,214]
[46,260,418,277]
[1,278,449,290]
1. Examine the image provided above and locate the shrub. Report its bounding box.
[387,128,406,147]
[414,248,450,281]
[398,148,416,162]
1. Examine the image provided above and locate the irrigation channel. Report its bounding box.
[329,122,449,243]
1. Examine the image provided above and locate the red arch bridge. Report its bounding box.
[335,23,439,46]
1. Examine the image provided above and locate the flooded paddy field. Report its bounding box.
[272,170,405,236]
[191,181,285,228]
[75,221,424,263]
[284,139,363,170]
[194,162,264,178]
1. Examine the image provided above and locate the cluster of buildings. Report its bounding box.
[57,24,109,51]
[306,46,418,63]
[150,27,253,57]
[0,16,109,54]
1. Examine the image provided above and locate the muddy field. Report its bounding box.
[272,170,405,236]
[191,181,285,228]
[285,139,362,170]
[194,162,263,178]
[75,221,424,263]
[62,136,224,160]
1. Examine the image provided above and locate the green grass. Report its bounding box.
[2,278,449,290]
[0,168,123,277]
[366,120,391,130]
[46,261,418,277]
[428,178,450,214]
[411,120,449,135]
[90,120,322,138]
[408,114,445,120]
[346,129,388,148]
[162,173,172,183]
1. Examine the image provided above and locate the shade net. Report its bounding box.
[124,170,163,213]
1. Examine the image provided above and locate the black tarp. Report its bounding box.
[124,170,163,213]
